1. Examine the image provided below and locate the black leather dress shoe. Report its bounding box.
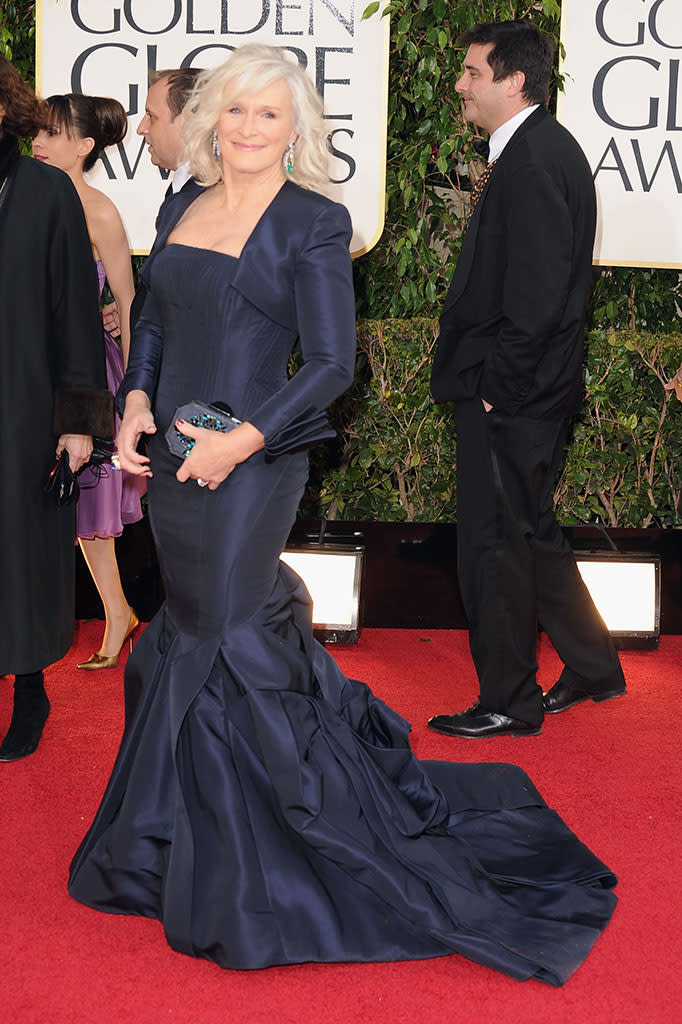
[542,679,626,714]
[427,704,542,738]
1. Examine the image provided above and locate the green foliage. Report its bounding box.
[303,322,682,527]
[588,267,682,334]
[556,331,682,527]
[302,319,457,521]
[1,2,36,84]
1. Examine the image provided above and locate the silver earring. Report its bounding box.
[284,140,295,174]
[211,129,221,161]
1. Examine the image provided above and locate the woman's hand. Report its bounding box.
[118,390,156,476]
[57,433,93,473]
[101,301,121,339]
[175,420,265,491]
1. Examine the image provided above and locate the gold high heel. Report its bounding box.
[77,610,140,670]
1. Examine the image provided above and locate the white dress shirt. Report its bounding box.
[171,160,192,193]
[488,104,539,163]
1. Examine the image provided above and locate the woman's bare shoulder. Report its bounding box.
[80,184,123,229]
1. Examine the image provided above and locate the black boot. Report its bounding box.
[0,672,50,762]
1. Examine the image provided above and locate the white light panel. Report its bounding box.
[280,550,361,629]
[577,559,658,633]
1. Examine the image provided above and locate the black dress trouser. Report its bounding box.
[454,399,625,726]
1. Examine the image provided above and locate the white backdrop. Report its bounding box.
[558,0,682,268]
[36,1,389,256]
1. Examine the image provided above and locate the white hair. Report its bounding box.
[183,44,330,191]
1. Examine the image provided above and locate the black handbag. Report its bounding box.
[44,437,118,505]
[44,450,79,507]
[165,400,241,459]
[77,436,117,489]
[88,436,116,466]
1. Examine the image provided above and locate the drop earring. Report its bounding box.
[284,140,295,174]
[211,129,221,161]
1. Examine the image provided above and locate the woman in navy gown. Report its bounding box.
[68,45,617,986]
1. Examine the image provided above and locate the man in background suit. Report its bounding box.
[104,67,202,335]
[428,20,626,738]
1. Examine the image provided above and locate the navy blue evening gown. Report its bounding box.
[68,185,617,986]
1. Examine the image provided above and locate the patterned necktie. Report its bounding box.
[467,158,497,223]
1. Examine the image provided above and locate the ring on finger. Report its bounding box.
[197,478,209,488]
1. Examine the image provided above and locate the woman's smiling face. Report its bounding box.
[215,77,296,179]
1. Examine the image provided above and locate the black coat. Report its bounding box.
[431,107,596,420]
[0,147,110,674]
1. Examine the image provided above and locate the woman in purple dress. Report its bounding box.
[33,94,144,667]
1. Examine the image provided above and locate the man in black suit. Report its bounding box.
[130,67,203,326]
[428,20,626,739]
[104,67,202,335]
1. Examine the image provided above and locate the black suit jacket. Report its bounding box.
[129,177,204,330]
[431,107,596,419]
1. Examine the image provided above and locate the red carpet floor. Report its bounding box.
[1,623,681,1024]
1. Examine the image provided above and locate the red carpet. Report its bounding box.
[1,623,680,1023]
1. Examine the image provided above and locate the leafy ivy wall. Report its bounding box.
[301,323,682,527]
[3,1,681,527]
[1,3,34,83]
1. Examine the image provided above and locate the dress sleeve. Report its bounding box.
[116,287,163,416]
[247,202,357,456]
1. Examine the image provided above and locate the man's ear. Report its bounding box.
[507,70,527,99]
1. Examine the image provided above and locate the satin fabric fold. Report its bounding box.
[69,559,617,984]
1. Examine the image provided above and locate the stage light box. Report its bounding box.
[281,542,364,643]
[576,553,660,649]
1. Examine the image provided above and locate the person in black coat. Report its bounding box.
[429,20,626,739]
[0,58,113,761]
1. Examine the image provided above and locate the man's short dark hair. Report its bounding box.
[459,20,555,106]
[149,67,202,119]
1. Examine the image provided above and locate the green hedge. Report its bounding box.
[300,324,682,528]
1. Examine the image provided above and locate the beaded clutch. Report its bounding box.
[165,400,241,459]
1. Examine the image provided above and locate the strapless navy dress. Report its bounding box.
[68,192,617,987]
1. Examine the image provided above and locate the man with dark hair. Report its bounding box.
[129,67,203,326]
[138,67,201,178]
[148,67,202,120]
[429,20,626,739]
[463,18,555,106]
[103,67,202,336]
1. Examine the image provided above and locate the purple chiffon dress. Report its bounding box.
[76,261,145,539]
